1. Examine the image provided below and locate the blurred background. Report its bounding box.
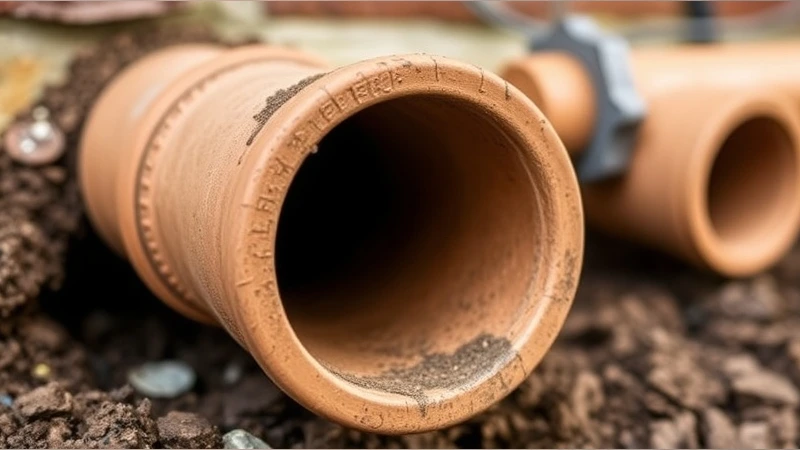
[2,0,797,130]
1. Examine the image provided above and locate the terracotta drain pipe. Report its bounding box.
[501,43,800,277]
[78,44,583,433]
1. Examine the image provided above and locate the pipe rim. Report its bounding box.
[687,91,800,277]
[233,54,584,433]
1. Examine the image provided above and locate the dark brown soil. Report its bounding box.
[3,25,800,449]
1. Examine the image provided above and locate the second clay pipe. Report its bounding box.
[501,41,800,277]
[79,44,584,433]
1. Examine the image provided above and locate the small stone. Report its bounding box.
[731,370,799,405]
[223,429,271,449]
[701,408,739,448]
[31,363,52,379]
[157,411,220,448]
[14,383,73,419]
[0,394,12,408]
[128,360,196,399]
[222,362,243,386]
[739,421,771,448]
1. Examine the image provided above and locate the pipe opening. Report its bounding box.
[706,116,798,255]
[275,95,540,395]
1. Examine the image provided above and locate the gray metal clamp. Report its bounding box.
[532,16,647,182]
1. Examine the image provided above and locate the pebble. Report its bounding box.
[731,370,799,405]
[223,429,271,449]
[157,411,220,448]
[128,360,196,399]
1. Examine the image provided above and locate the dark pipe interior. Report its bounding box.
[275,95,541,384]
[707,116,797,252]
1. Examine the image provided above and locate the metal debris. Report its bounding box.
[3,106,65,166]
[127,360,196,399]
[222,429,271,449]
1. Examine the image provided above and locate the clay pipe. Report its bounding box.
[79,44,583,433]
[501,45,800,277]
[501,41,800,158]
